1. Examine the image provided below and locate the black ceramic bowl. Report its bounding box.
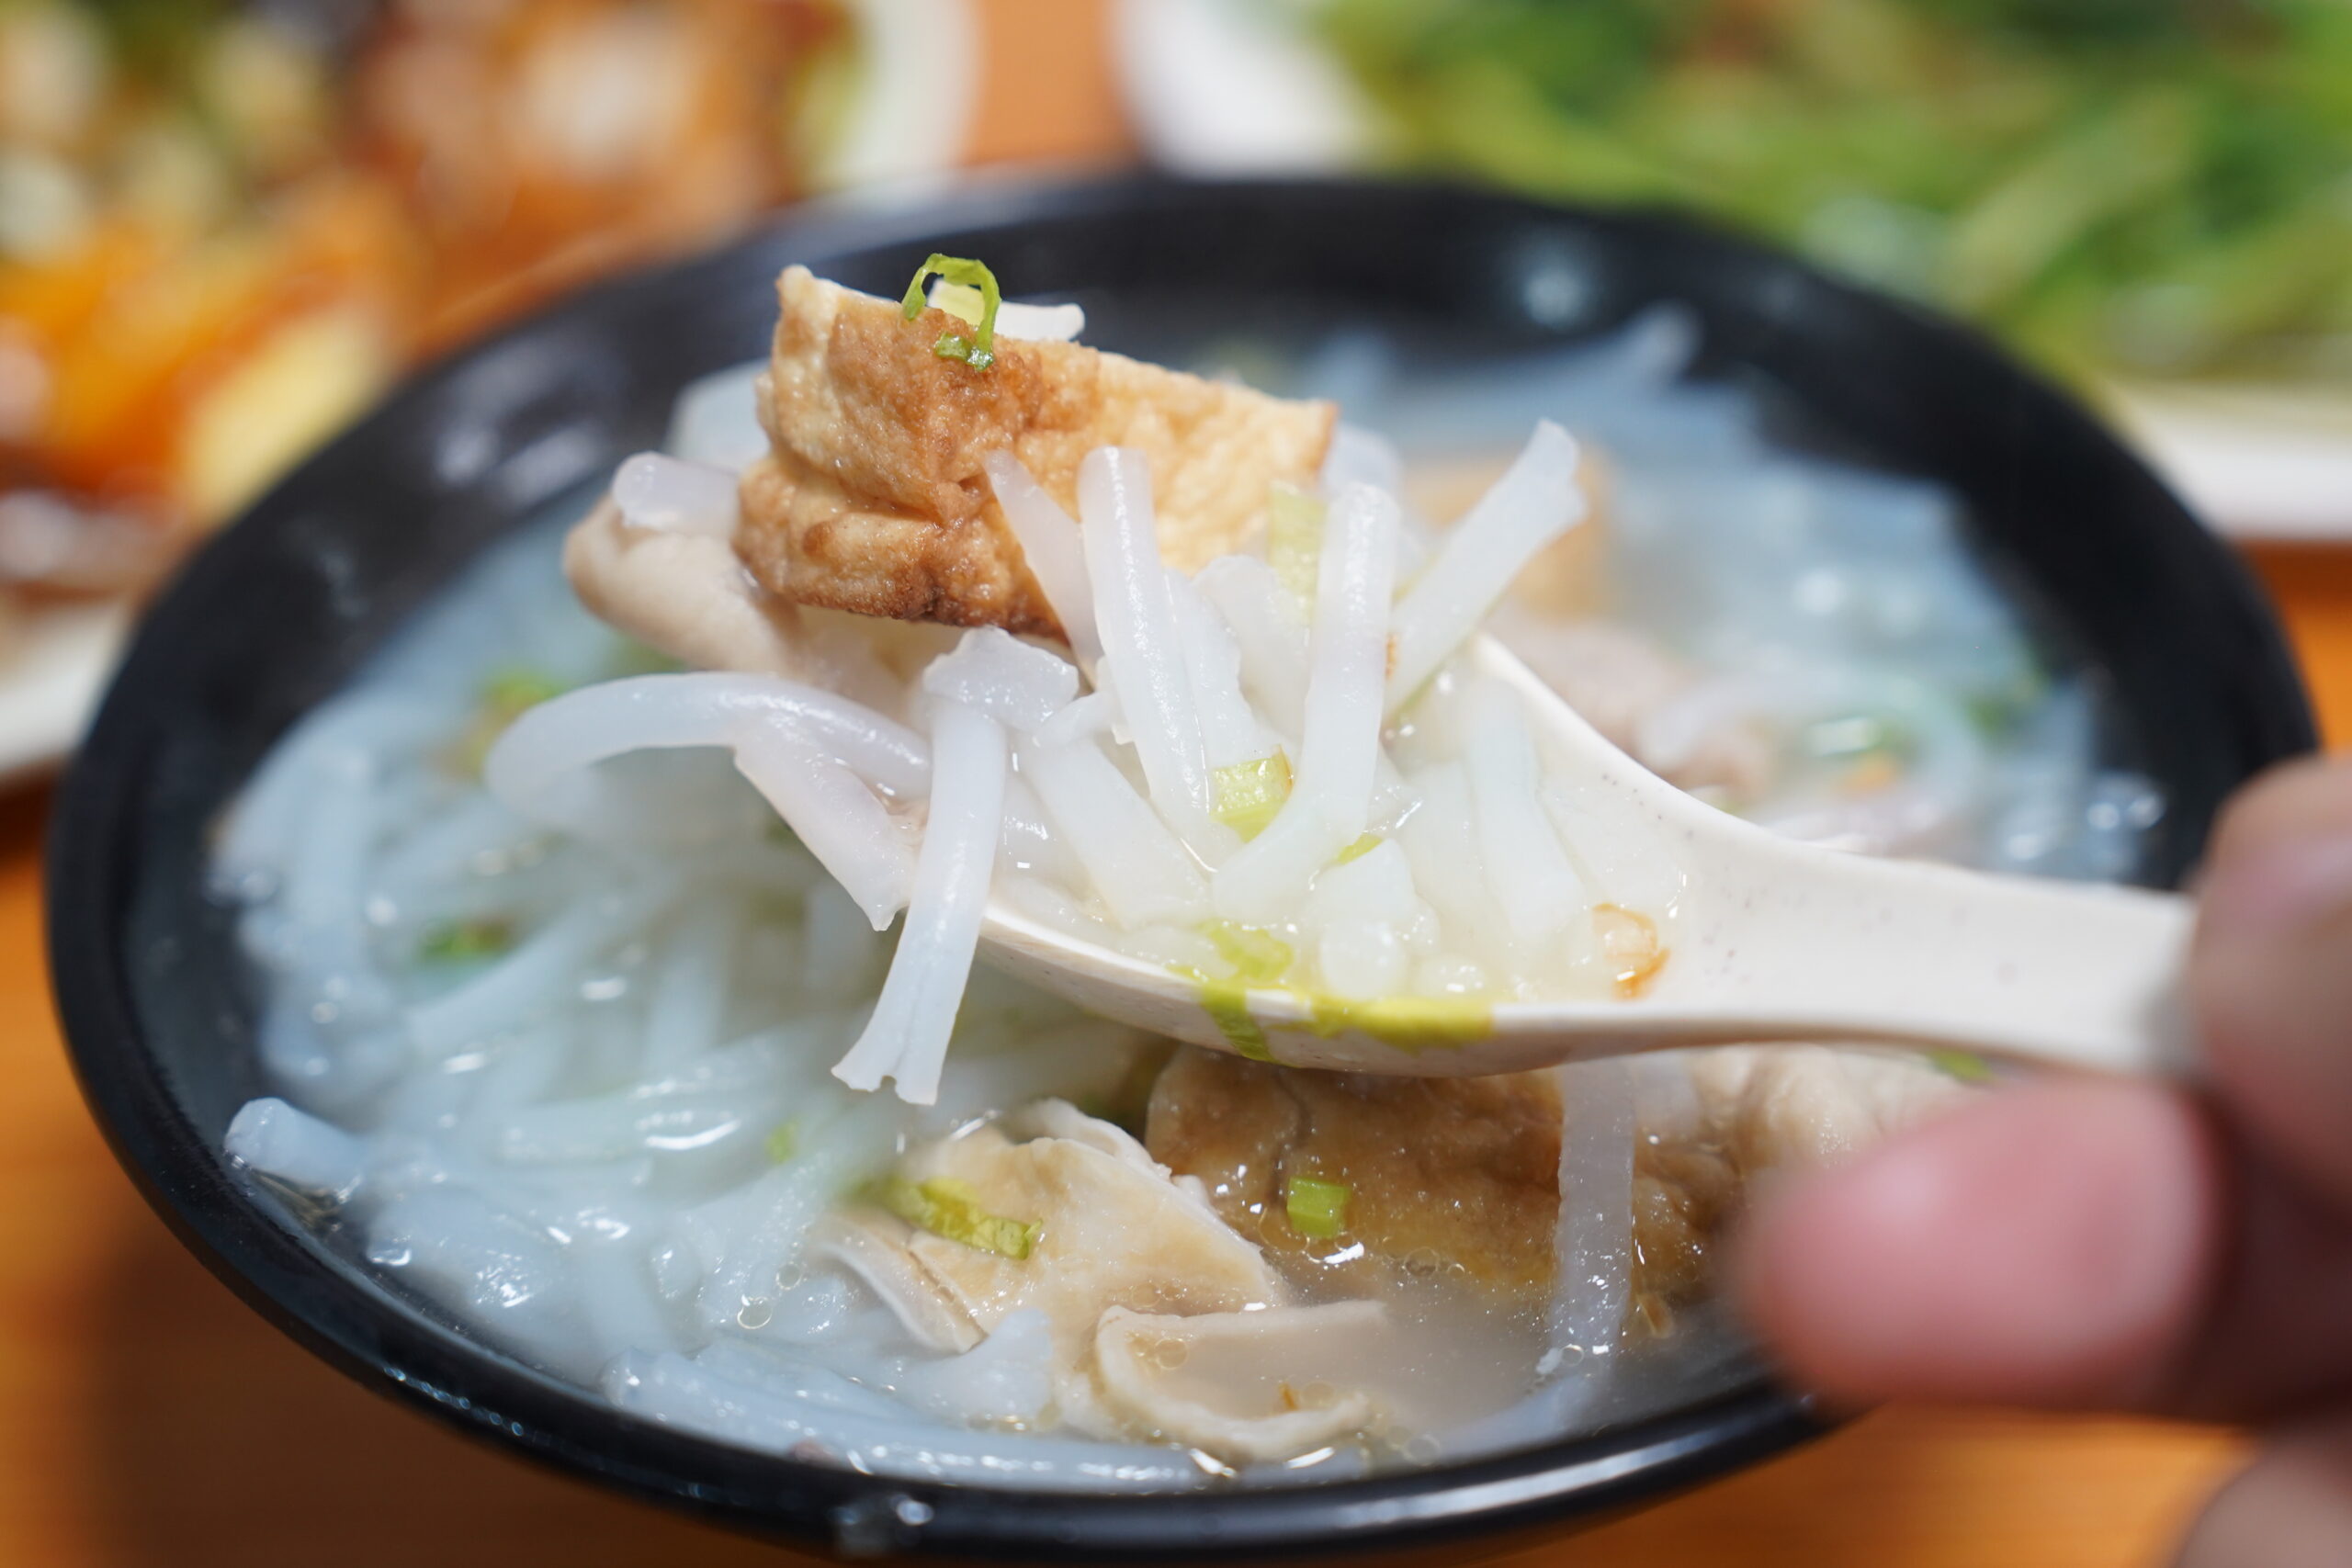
[49,177,2313,1563]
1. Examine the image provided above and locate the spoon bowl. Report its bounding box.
[980,634,2195,1079]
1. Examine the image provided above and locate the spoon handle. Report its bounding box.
[1674,839,2199,1077]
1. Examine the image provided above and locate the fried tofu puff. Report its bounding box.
[1145,1044,1970,1335]
[735,266,1336,638]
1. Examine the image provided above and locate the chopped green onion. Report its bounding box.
[418,918,515,964]
[764,1121,798,1163]
[1286,1175,1351,1239]
[876,1175,1040,1260]
[448,666,570,776]
[1267,483,1326,605]
[1203,919,1294,985]
[1334,832,1382,865]
[1192,976,1275,1062]
[901,254,1002,370]
[1926,1049,1996,1085]
[481,667,568,716]
[1212,752,1293,838]
[1303,992,1493,1054]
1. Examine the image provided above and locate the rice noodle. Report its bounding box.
[1546,1059,1637,1403]
[1193,555,1308,743]
[921,277,1085,345]
[1395,761,1501,977]
[1167,574,1272,771]
[640,897,741,1073]
[225,1097,368,1197]
[605,1350,1207,1491]
[1320,422,1407,497]
[1078,446,1229,856]
[992,299,1087,342]
[663,361,770,472]
[983,452,1102,671]
[611,453,740,536]
[918,626,1079,733]
[217,694,452,894]
[1212,482,1399,926]
[1016,733,1212,929]
[731,723,915,929]
[1464,679,1589,961]
[1386,421,1585,712]
[485,673,929,846]
[1030,690,1116,749]
[407,874,684,1056]
[831,702,1009,1104]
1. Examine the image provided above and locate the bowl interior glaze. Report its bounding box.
[48,177,2312,1563]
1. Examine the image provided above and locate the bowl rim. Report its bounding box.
[46,172,2312,1562]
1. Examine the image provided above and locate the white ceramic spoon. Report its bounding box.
[571,479,2191,1083]
[977,636,2196,1080]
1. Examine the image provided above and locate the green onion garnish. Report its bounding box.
[901,254,1003,370]
[764,1121,798,1162]
[447,667,570,776]
[1193,977,1275,1062]
[877,1175,1040,1260]
[1203,919,1294,985]
[1926,1049,1996,1085]
[1286,1175,1351,1239]
[481,667,568,716]
[418,918,515,964]
[1212,752,1292,839]
[1267,483,1325,604]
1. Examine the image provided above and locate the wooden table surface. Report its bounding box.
[6,5,2342,1563]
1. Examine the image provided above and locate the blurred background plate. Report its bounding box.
[0,0,975,780]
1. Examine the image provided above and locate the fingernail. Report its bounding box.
[2200,833,2352,937]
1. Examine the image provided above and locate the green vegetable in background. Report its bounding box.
[1316,0,2352,385]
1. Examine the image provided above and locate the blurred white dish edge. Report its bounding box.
[0,601,130,785]
[814,0,980,190]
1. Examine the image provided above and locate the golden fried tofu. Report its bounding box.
[1144,1047,1747,1327]
[1145,1047,1567,1305]
[736,267,1336,638]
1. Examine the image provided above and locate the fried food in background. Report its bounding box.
[0,0,851,626]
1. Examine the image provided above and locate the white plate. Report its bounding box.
[0,600,131,785]
[2104,382,2352,545]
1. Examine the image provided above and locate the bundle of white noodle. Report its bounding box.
[487,409,1623,1104]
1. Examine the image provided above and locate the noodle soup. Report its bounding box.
[215,283,2155,1490]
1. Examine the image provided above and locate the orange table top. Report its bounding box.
[3,5,2335,1563]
